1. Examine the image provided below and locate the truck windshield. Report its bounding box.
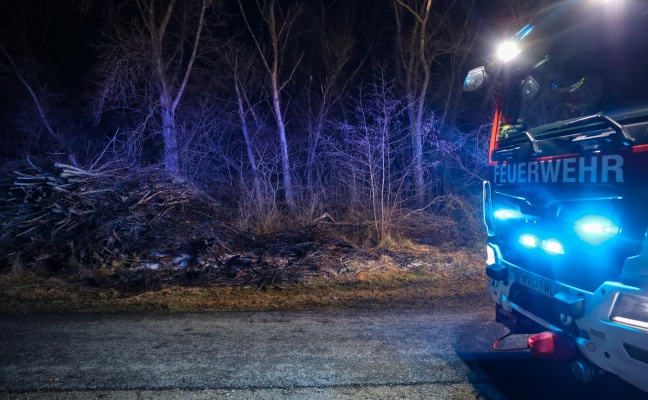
[498,2,648,139]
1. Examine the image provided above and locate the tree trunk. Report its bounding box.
[413,61,430,208]
[145,0,207,176]
[393,0,433,208]
[306,113,324,192]
[271,79,295,210]
[238,0,301,211]
[160,106,180,175]
[234,78,263,207]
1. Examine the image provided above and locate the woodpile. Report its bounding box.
[0,162,356,291]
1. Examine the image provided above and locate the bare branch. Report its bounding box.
[238,0,271,72]
[158,0,179,43]
[172,0,209,112]
[0,44,75,164]
[393,0,424,24]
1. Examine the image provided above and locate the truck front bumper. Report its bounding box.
[486,243,648,393]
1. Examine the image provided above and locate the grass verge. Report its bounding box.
[0,245,489,313]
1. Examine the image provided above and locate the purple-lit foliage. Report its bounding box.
[0,0,521,240]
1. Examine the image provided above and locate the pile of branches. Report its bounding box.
[0,162,356,291]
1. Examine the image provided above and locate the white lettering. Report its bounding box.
[518,163,527,183]
[528,162,539,183]
[493,155,624,184]
[579,156,597,183]
[541,160,561,183]
[507,163,517,182]
[562,158,576,183]
[602,155,624,183]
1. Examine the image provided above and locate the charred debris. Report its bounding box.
[0,162,415,292]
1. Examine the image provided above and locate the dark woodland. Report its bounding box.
[0,0,548,281]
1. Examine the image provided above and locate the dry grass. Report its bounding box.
[0,244,488,313]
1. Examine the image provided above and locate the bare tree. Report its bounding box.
[435,1,477,132]
[238,0,303,210]
[335,70,410,242]
[392,0,456,207]
[95,0,212,175]
[224,44,264,209]
[302,1,362,195]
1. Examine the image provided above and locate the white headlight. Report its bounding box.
[519,234,539,248]
[542,239,565,255]
[487,245,496,265]
[611,293,648,330]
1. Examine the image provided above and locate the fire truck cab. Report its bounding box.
[465,0,648,392]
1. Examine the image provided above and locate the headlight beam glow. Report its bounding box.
[497,41,521,62]
[542,239,565,255]
[575,215,619,245]
[519,234,539,248]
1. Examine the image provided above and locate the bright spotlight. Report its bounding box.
[575,216,619,244]
[519,234,538,248]
[497,41,521,62]
[581,223,605,234]
[542,239,565,255]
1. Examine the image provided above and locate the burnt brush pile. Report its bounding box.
[0,162,356,291]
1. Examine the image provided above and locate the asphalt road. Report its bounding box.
[1,299,646,399]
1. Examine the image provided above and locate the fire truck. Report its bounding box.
[464,0,648,392]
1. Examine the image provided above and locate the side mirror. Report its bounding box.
[522,76,539,98]
[463,66,487,92]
